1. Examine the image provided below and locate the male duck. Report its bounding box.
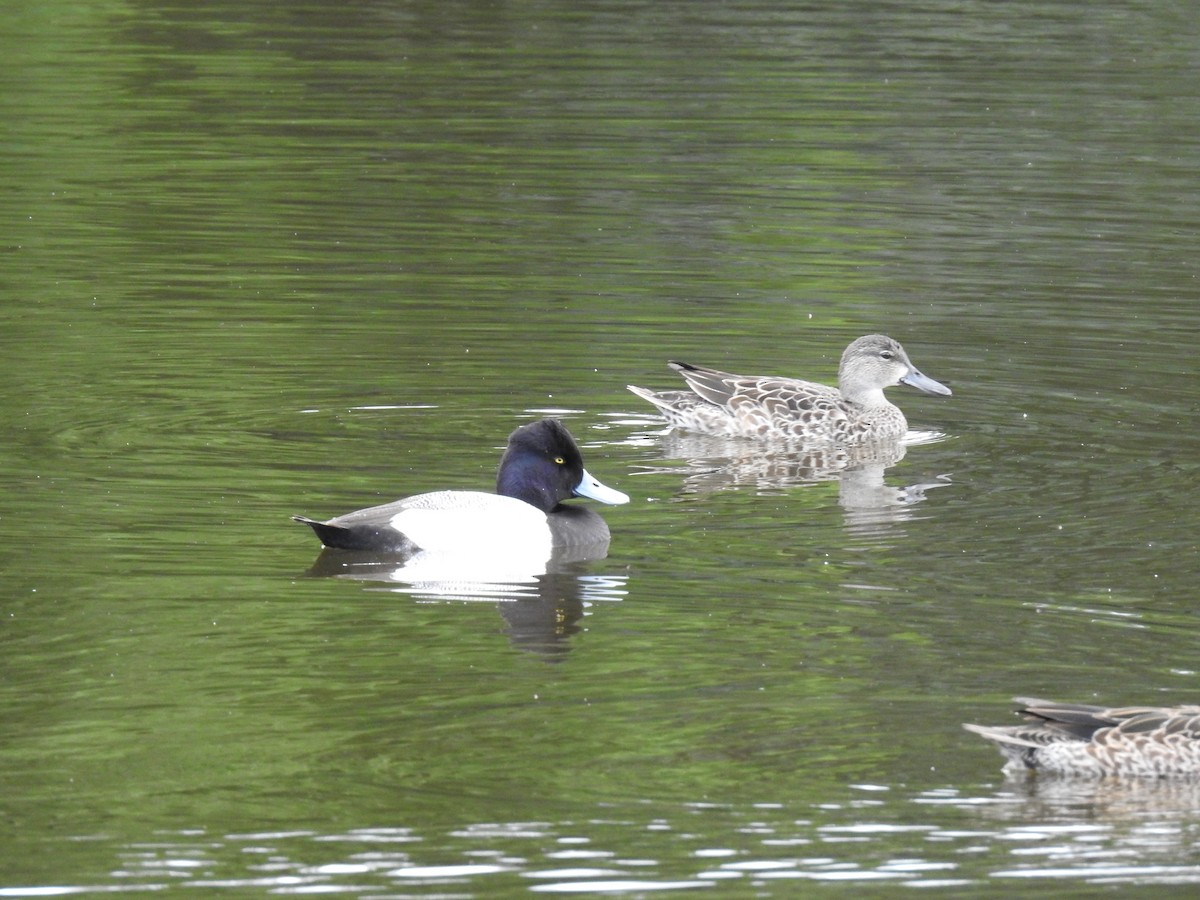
[293,418,629,553]
[627,334,951,442]
[965,698,1200,778]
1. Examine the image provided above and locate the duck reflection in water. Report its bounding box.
[970,769,1200,819]
[303,549,627,661]
[630,429,951,533]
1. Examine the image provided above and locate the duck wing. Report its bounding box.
[669,362,837,408]
[965,698,1200,776]
[669,361,851,437]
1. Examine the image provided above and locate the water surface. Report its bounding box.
[3,0,1200,895]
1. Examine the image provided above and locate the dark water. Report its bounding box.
[4,0,1200,895]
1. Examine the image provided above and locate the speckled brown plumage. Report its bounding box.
[628,334,951,442]
[965,698,1200,778]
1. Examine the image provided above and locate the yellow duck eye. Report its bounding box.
[554,456,565,464]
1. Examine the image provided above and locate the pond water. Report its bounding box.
[3,0,1200,895]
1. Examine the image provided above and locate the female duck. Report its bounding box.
[965,698,1200,777]
[627,334,951,442]
[293,418,628,553]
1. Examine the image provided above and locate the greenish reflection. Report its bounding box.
[3,0,1200,894]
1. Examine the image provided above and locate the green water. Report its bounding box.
[3,0,1200,895]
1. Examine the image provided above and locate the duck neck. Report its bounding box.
[841,384,890,408]
[497,468,560,512]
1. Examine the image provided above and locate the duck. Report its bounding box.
[964,698,1200,777]
[627,334,951,442]
[293,418,629,553]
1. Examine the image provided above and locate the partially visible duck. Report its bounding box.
[964,698,1200,777]
[293,418,628,553]
[628,334,951,441]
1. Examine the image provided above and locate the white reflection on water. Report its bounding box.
[51,782,1195,895]
[993,864,1200,882]
[302,544,630,658]
[529,880,712,893]
[388,863,509,878]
